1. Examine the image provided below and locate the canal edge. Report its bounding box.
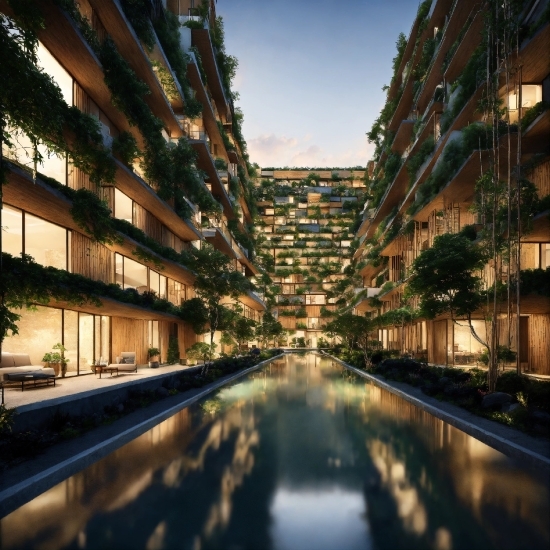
[0,354,284,519]
[326,353,550,476]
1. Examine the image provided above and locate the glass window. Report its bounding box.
[148,320,159,349]
[150,270,160,296]
[115,253,124,287]
[2,205,23,257]
[25,212,67,269]
[38,143,67,185]
[37,42,73,104]
[114,189,133,223]
[63,309,79,376]
[540,244,550,269]
[79,313,94,373]
[123,256,148,292]
[159,275,167,299]
[2,306,62,365]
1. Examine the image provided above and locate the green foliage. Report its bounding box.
[71,188,122,245]
[521,101,550,132]
[152,10,203,117]
[112,131,139,166]
[167,335,180,364]
[516,268,550,297]
[407,135,435,187]
[120,0,156,51]
[256,312,284,348]
[390,33,407,83]
[407,233,486,320]
[223,315,256,347]
[459,224,478,241]
[440,47,486,133]
[412,37,436,85]
[409,140,466,213]
[186,341,216,362]
[179,298,210,334]
[180,244,253,348]
[147,347,160,359]
[0,253,178,344]
[0,405,16,433]
[0,15,115,186]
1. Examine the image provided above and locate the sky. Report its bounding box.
[218,0,420,169]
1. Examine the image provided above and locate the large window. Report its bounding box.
[115,253,148,292]
[25,212,69,269]
[2,206,69,269]
[114,189,133,223]
[2,205,23,257]
[2,307,106,376]
[150,270,167,299]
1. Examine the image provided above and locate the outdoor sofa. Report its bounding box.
[108,352,138,373]
[0,352,56,380]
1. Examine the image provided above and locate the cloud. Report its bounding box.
[248,133,374,168]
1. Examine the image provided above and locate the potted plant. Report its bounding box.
[42,351,60,377]
[148,347,160,368]
[53,343,70,378]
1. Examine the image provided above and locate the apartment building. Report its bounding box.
[256,169,366,348]
[0,0,264,373]
[354,0,550,374]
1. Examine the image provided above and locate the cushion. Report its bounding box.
[0,353,15,369]
[12,353,33,367]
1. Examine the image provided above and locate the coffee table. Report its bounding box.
[5,372,56,392]
[95,365,119,378]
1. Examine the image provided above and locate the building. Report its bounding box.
[256,169,366,348]
[354,0,550,373]
[0,0,264,374]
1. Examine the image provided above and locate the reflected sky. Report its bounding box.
[2,353,549,550]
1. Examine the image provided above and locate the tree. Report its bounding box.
[179,244,253,357]
[222,311,256,351]
[255,312,284,349]
[406,233,495,382]
[186,342,216,364]
[324,313,370,348]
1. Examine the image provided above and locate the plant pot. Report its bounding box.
[48,362,61,377]
[149,361,160,369]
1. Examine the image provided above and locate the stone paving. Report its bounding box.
[1,364,197,412]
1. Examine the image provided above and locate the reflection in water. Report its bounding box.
[1,353,549,550]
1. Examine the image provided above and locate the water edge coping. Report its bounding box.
[325,352,550,476]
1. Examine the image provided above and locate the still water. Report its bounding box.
[2,353,549,550]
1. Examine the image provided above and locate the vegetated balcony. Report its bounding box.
[203,219,245,258]
[189,27,231,124]
[85,0,183,138]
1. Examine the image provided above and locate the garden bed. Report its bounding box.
[328,348,550,437]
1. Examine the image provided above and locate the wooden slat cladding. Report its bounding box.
[111,317,149,364]
[134,203,164,244]
[181,322,199,358]
[159,320,172,363]
[529,159,550,197]
[68,164,94,192]
[101,186,115,212]
[71,232,113,283]
[529,315,550,375]
[162,227,185,253]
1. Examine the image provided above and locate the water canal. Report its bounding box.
[1,353,549,550]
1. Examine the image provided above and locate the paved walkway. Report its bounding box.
[2,364,197,412]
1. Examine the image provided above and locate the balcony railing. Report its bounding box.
[207,219,249,259]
